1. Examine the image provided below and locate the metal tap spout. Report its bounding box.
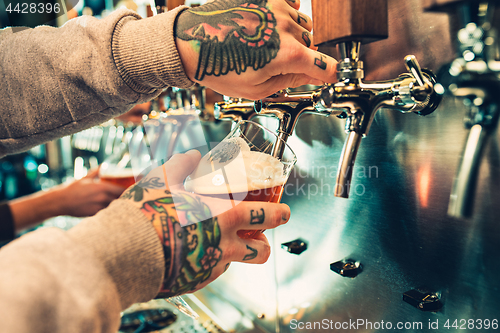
[447,90,499,218]
[214,97,257,124]
[254,86,345,158]
[317,54,441,198]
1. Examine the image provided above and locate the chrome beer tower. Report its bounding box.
[246,0,443,198]
[312,51,441,198]
[425,0,500,218]
[251,54,441,199]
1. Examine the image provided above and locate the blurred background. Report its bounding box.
[1,0,500,332]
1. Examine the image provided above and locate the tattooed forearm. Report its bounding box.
[243,244,258,261]
[140,192,223,297]
[250,208,265,224]
[302,31,311,47]
[175,0,280,81]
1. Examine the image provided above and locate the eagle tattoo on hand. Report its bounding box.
[176,0,280,81]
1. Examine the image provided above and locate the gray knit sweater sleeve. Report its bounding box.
[0,7,193,157]
[0,200,165,333]
[0,8,193,332]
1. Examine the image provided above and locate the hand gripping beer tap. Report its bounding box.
[309,0,441,198]
[424,0,500,218]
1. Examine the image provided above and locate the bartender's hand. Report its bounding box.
[120,150,290,297]
[175,0,337,100]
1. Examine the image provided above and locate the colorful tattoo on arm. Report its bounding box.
[139,192,222,297]
[175,0,280,81]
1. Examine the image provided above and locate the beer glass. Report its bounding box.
[99,123,155,188]
[184,120,297,239]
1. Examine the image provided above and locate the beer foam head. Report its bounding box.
[184,137,285,194]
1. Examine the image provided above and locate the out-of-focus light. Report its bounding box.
[434,83,445,95]
[38,164,49,174]
[463,50,475,62]
[417,162,431,208]
[25,160,37,172]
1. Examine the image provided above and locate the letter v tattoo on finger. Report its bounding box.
[243,245,258,261]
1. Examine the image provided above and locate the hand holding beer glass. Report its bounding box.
[184,120,297,239]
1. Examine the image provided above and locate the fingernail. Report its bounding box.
[281,205,290,222]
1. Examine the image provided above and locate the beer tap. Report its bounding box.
[214,97,257,124]
[424,0,500,218]
[314,51,441,198]
[254,86,344,159]
[255,0,442,197]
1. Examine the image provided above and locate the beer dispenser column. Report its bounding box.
[311,0,442,198]
[253,1,443,197]
[423,0,500,219]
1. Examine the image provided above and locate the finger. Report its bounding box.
[163,150,202,186]
[299,30,316,49]
[300,48,338,82]
[233,237,272,264]
[284,0,300,10]
[292,10,312,31]
[258,47,337,90]
[219,201,290,233]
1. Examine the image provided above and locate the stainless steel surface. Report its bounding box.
[427,0,500,219]
[193,0,500,331]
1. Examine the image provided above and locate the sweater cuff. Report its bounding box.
[67,200,164,310]
[112,6,195,94]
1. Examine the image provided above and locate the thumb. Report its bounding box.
[162,150,202,186]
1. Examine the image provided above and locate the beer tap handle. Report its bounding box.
[311,0,388,46]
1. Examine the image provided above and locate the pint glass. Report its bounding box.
[184,120,297,239]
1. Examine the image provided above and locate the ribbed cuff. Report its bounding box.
[0,202,15,243]
[67,200,165,310]
[111,6,194,94]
